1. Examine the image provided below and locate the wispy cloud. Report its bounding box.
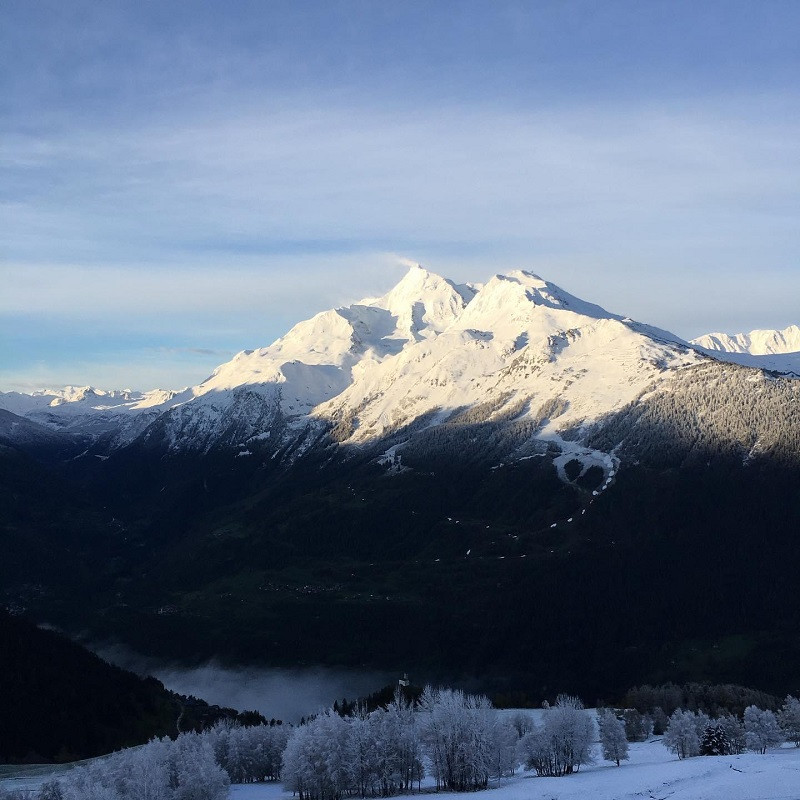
[4,100,799,322]
[159,347,233,357]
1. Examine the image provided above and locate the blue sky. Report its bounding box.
[2,0,799,391]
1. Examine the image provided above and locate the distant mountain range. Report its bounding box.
[3,265,798,461]
[3,266,800,701]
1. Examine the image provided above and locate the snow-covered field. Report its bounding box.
[229,741,800,800]
[4,738,799,799]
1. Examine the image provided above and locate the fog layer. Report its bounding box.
[92,642,391,723]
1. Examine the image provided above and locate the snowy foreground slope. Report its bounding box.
[231,744,800,800]
[5,741,799,800]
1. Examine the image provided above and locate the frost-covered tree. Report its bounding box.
[693,712,713,740]
[419,686,500,791]
[206,720,288,784]
[509,711,535,739]
[716,714,747,755]
[118,737,171,800]
[347,711,381,797]
[370,690,425,795]
[488,718,519,781]
[281,724,313,799]
[779,696,800,747]
[170,734,230,800]
[60,760,122,800]
[36,781,64,800]
[744,706,783,754]
[663,710,700,759]
[597,709,629,766]
[54,731,229,800]
[520,695,594,777]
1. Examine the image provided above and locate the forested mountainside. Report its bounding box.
[2,268,800,701]
[0,608,269,763]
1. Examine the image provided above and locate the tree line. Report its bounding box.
[3,688,799,800]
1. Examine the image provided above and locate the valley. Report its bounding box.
[2,268,800,701]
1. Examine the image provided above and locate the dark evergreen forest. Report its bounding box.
[2,363,800,724]
[0,610,266,762]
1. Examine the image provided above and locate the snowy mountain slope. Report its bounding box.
[6,269,800,701]
[134,265,477,452]
[0,386,193,451]
[0,386,180,416]
[691,325,800,375]
[187,264,474,406]
[3,265,795,463]
[316,271,700,457]
[0,409,87,461]
[693,324,800,355]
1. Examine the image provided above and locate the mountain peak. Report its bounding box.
[374,265,475,340]
[386,263,456,296]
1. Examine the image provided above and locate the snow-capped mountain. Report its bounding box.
[6,267,800,701]
[134,266,478,452]
[691,325,800,374]
[0,386,186,418]
[2,265,797,465]
[316,270,698,451]
[184,264,475,411]
[693,325,800,355]
[0,386,191,449]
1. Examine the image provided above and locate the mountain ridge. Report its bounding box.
[4,267,800,698]
[0,266,708,457]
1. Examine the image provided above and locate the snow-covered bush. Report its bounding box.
[663,710,700,759]
[520,695,594,777]
[597,709,629,766]
[779,695,800,747]
[744,706,783,754]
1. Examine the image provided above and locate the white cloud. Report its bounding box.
[3,93,800,389]
[0,254,404,322]
[5,98,799,261]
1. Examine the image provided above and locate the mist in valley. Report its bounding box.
[92,642,391,723]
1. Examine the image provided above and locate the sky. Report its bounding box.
[2,0,799,391]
